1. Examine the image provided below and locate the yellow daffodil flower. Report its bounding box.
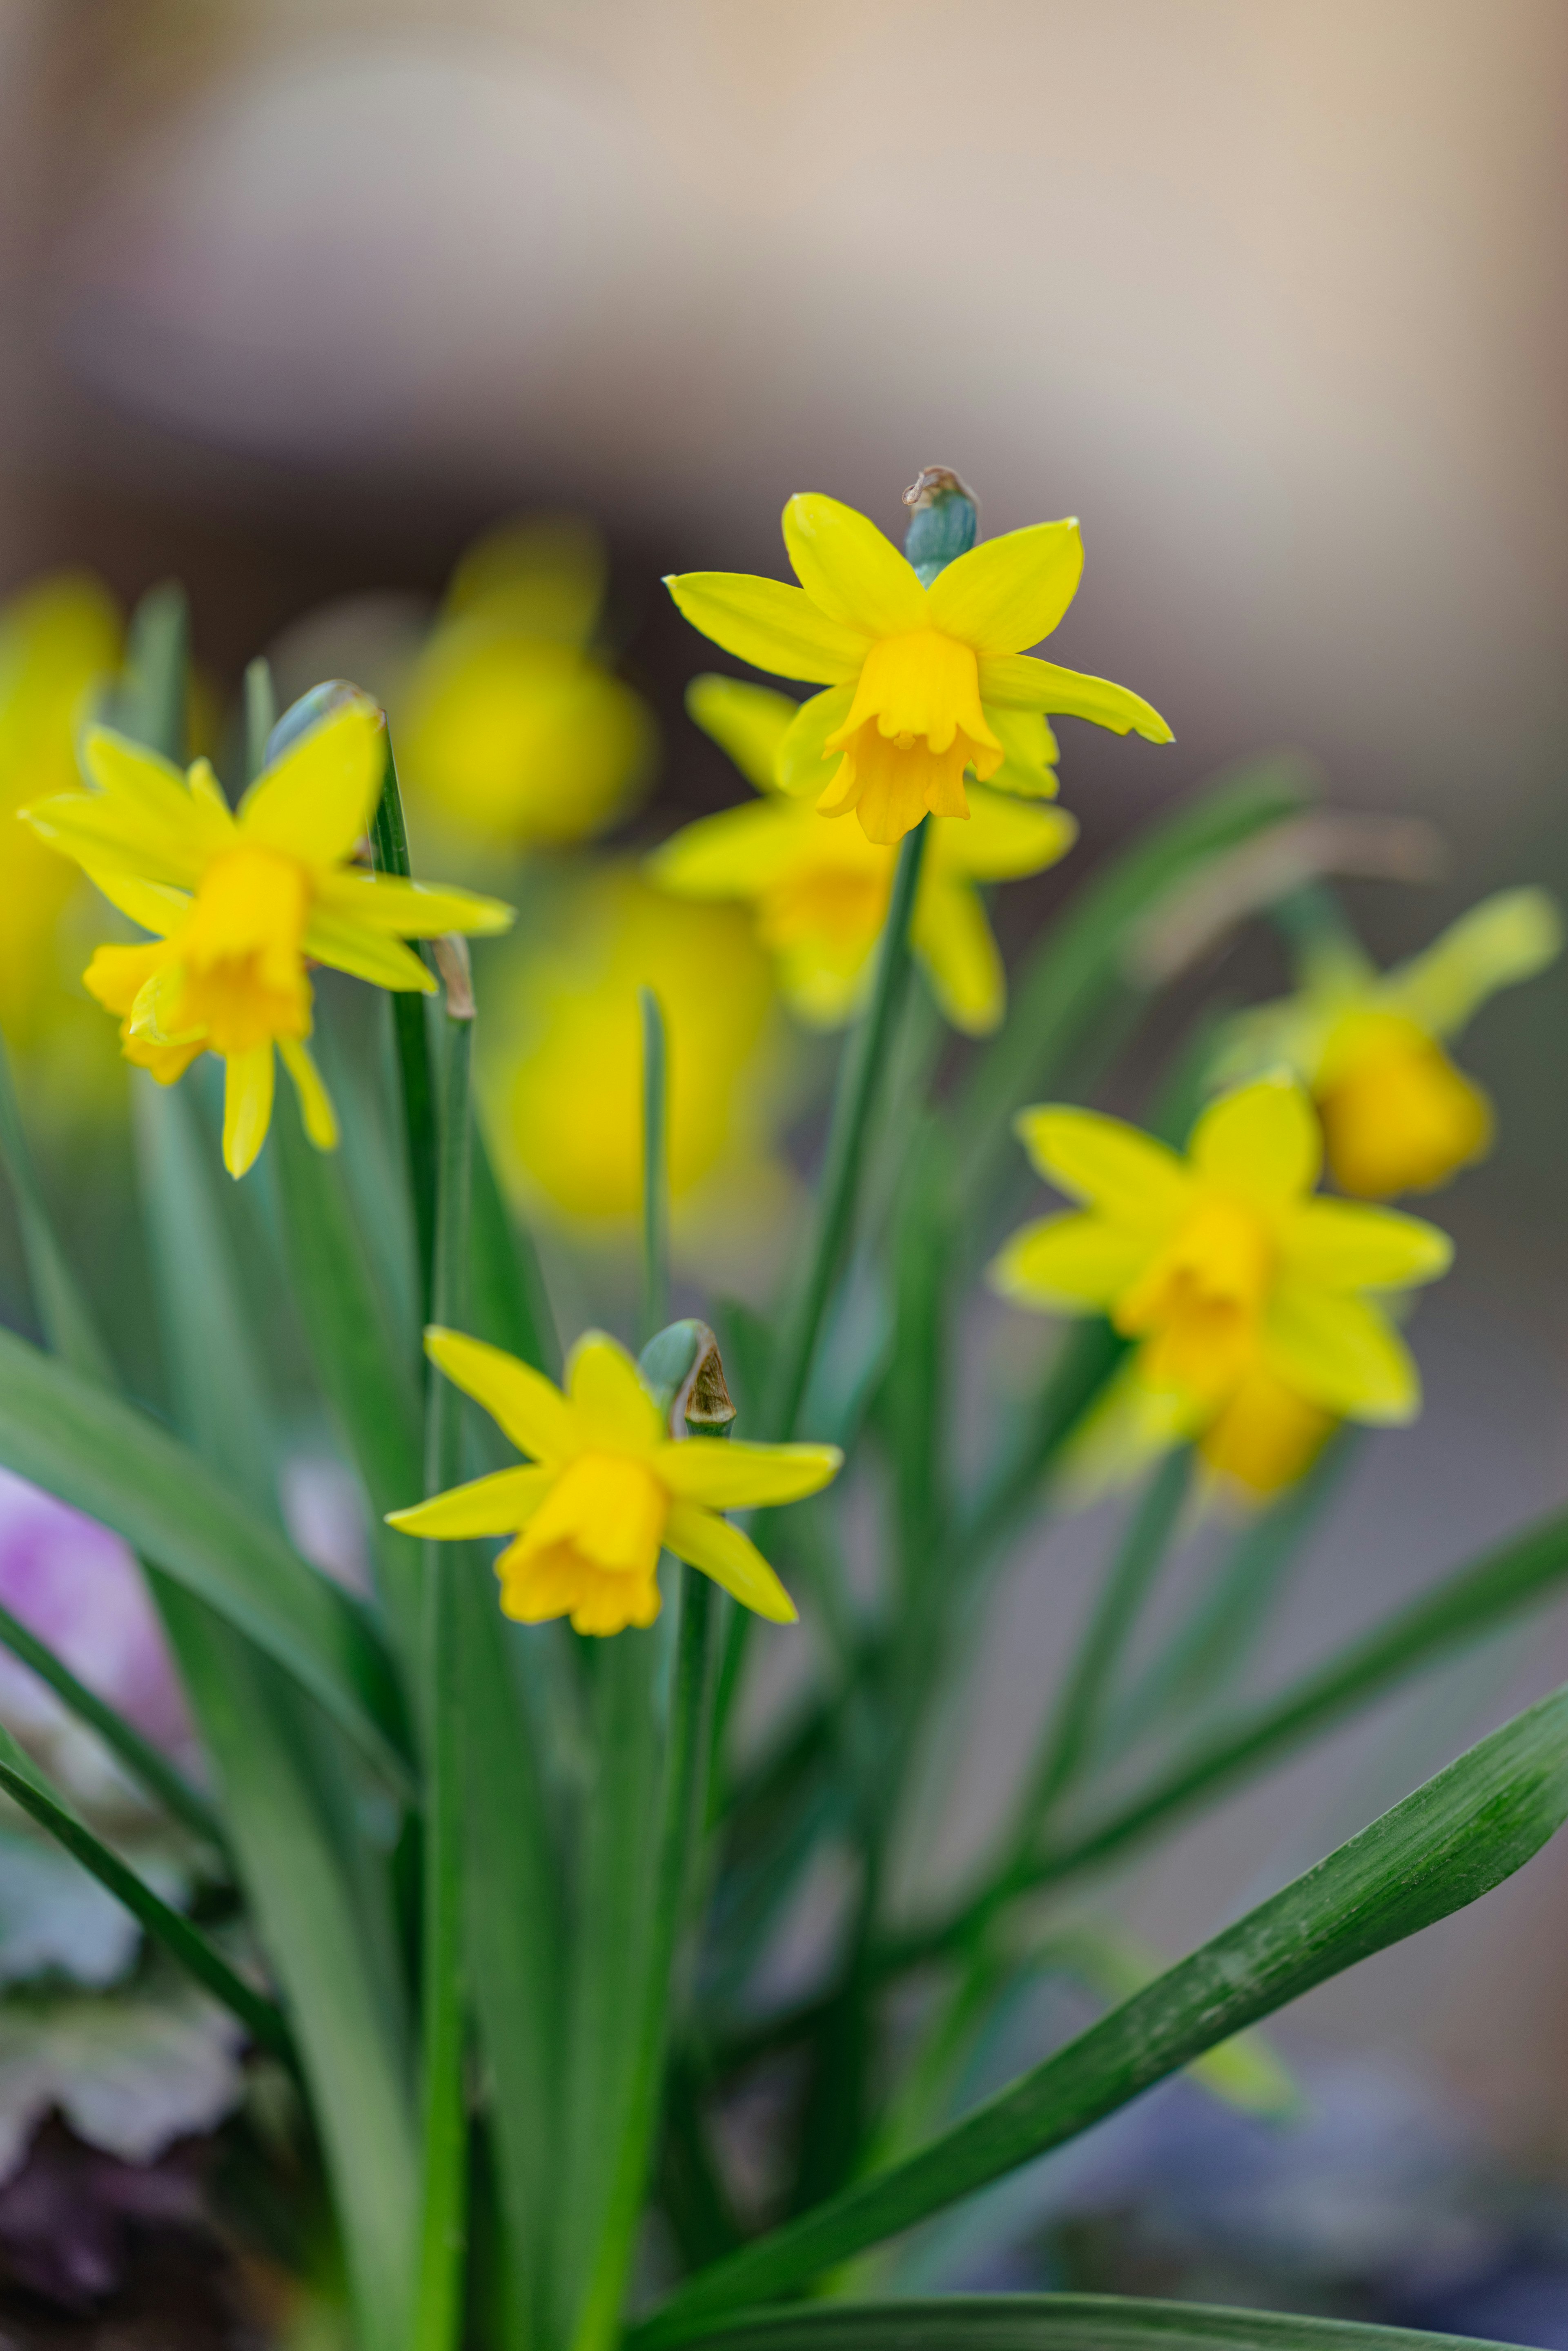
[646,675,1077,1033]
[0,574,122,1050]
[387,1327,841,1636]
[990,1076,1452,1451]
[397,515,657,851]
[664,493,1171,845]
[481,863,789,1253]
[1215,889,1562,1198]
[21,693,512,1178]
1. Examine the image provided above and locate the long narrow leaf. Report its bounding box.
[630,1678,1568,2341]
[657,2296,1516,2351]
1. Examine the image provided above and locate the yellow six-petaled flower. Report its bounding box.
[20,693,512,1177]
[664,494,1171,846]
[989,1075,1453,1492]
[387,1328,842,1637]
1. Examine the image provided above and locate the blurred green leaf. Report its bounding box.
[630,1677,1568,2338]
[650,2296,1517,2351]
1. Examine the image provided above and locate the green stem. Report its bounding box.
[641,988,670,1344]
[412,963,474,2351]
[371,736,439,1332]
[125,584,189,764]
[571,1569,717,2351]
[244,658,277,782]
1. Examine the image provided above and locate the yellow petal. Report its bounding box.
[80,865,189,937]
[663,1500,797,1622]
[777,684,857,797]
[982,704,1061,798]
[1059,1358,1198,1502]
[81,729,235,849]
[425,1327,577,1461]
[978,654,1174,742]
[1261,1288,1419,1424]
[22,793,204,892]
[781,494,927,636]
[1014,1106,1190,1224]
[239,697,386,866]
[926,519,1083,655]
[565,1332,663,1454]
[222,1045,275,1178]
[645,802,798,901]
[911,875,1006,1034]
[664,573,869,685]
[278,1037,340,1152]
[988,1211,1154,1310]
[1190,1076,1321,1204]
[1381,886,1564,1038]
[387,1464,556,1538]
[301,909,437,993]
[774,938,875,1029]
[444,514,606,645]
[312,870,514,938]
[1281,1199,1452,1292]
[938,788,1076,881]
[657,1437,841,1509]
[685,674,799,793]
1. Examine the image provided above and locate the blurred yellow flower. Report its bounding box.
[22,694,511,1177]
[665,493,1170,845]
[1216,888,1561,1198]
[991,1075,1451,1457]
[387,1327,840,1636]
[647,675,1077,1034]
[481,863,789,1250]
[0,574,122,1049]
[397,516,657,851]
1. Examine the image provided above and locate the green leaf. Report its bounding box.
[643,2295,1518,2351]
[470,1121,559,1379]
[0,1324,413,1795]
[0,1035,115,1387]
[370,735,439,1324]
[629,1677,1568,2341]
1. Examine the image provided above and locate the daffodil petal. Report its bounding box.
[1381,886,1564,1038]
[911,876,1006,1034]
[1281,1199,1452,1290]
[22,794,205,891]
[940,789,1076,880]
[983,704,1061,797]
[386,1464,556,1538]
[657,1437,841,1509]
[1190,1077,1321,1203]
[663,1500,798,1622]
[278,1037,339,1152]
[645,802,797,900]
[989,1211,1153,1309]
[301,910,437,993]
[926,519,1084,655]
[312,870,514,938]
[424,1327,576,1461]
[80,865,189,936]
[777,683,857,796]
[238,697,385,865]
[978,654,1174,742]
[685,674,799,793]
[1262,1288,1419,1424]
[222,1045,274,1179]
[1014,1106,1190,1224]
[81,729,236,847]
[781,494,928,636]
[664,573,869,685]
[566,1333,663,1453]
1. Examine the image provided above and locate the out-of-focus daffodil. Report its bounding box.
[22,694,512,1177]
[387,1328,840,1636]
[664,493,1170,845]
[0,575,122,1049]
[1216,889,1562,1199]
[647,675,1077,1033]
[991,1076,1451,1466]
[397,516,657,851]
[481,864,788,1249]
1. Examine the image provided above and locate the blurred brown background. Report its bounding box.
[4,0,1568,2199]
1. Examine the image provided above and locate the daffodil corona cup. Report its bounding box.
[387,1328,840,1635]
[20,688,513,1175]
[664,472,1172,845]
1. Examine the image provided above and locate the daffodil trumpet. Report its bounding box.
[21,690,513,1178]
[666,488,1171,845]
[388,1328,841,1636]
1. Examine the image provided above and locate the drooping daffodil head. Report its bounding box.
[664,491,1171,846]
[396,515,657,853]
[646,675,1078,1034]
[990,1074,1453,1484]
[386,1328,841,1636]
[480,862,792,1261]
[1215,889,1562,1199]
[21,687,513,1177]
